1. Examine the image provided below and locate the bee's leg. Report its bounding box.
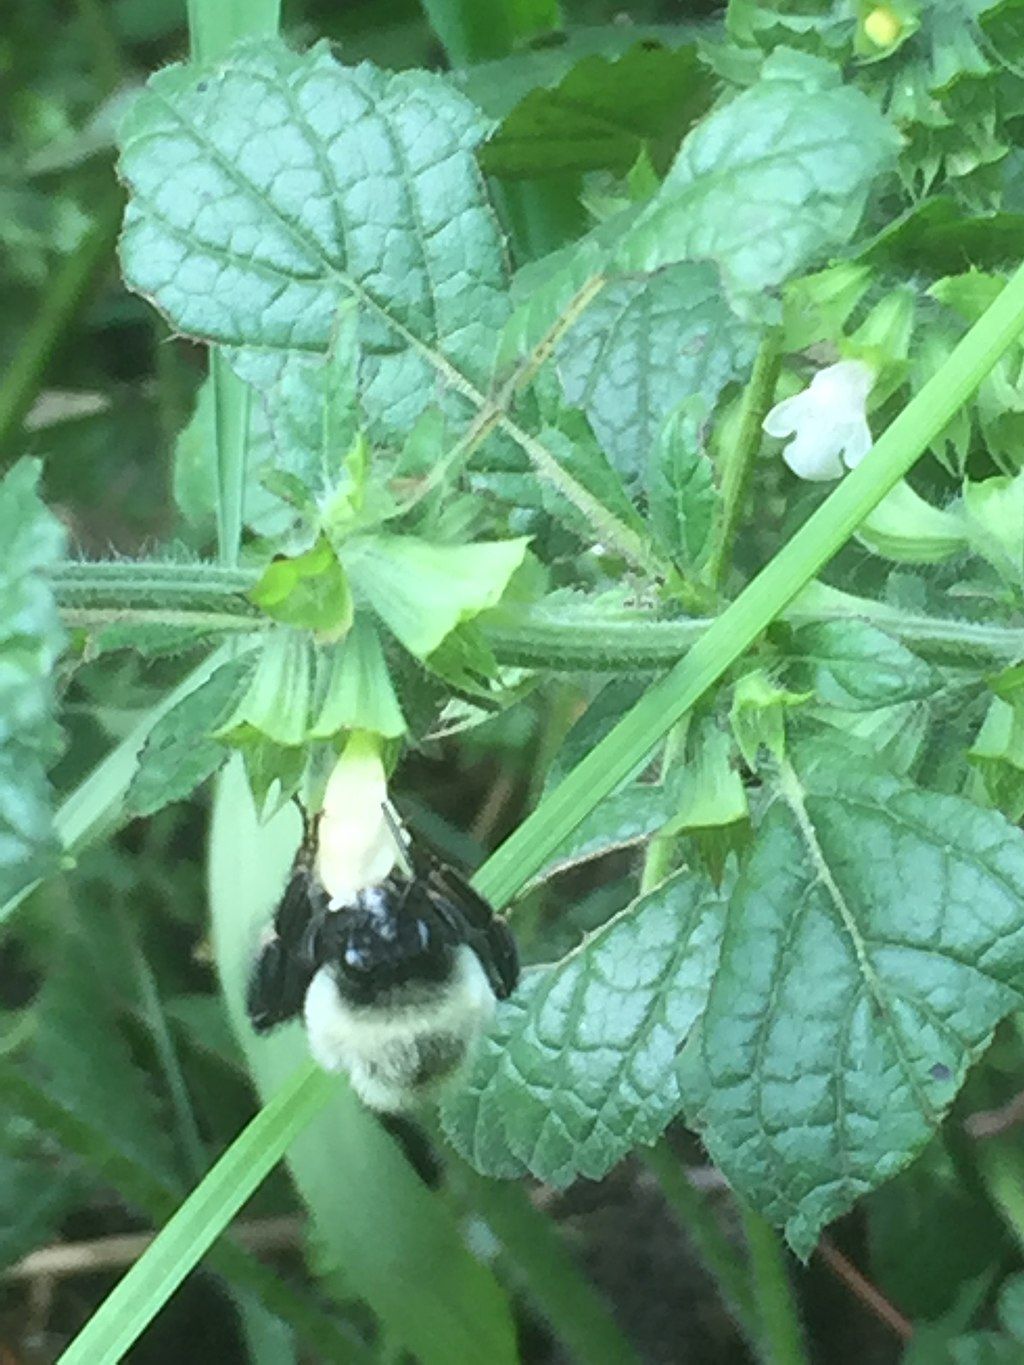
[246,861,321,1034]
[247,936,305,1033]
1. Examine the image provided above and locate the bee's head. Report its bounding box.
[313,894,456,1009]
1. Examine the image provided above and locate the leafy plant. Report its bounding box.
[8,0,1024,1361]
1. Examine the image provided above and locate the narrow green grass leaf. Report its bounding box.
[55,1062,335,1365]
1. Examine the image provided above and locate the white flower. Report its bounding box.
[763,359,875,481]
[316,732,397,904]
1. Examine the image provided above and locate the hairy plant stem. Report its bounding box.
[47,560,1024,670]
[739,1204,810,1365]
[706,331,783,590]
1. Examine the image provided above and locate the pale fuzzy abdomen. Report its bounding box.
[303,944,496,1112]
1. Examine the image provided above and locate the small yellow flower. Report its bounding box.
[863,6,903,48]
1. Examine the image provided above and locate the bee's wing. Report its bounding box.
[423,860,519,1001]
[246,847,325,1034]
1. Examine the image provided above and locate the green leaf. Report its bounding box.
[0,1128,81,1270]
[441,870,726,1184]
[680,749,1024,1258]
[534,419,649,546]
[531,779,682,885]
[646,397,717,569]
[176,312,363,540]
[310,615,405,739]
[964,472,1024,586]
[730,669,808,770]
[863,200,1024,275]
[218,630,313,748]
[781,262,872,352]
[970,696,1024,822]
[0,460,66,907]
[855,480,967,564]
[662,718,749,880]
[556,263,756,482]
[616,49,900,308]
[480,43,714,180]
[343,534,530,658]
[250,537,354,636]
[118,41,510,437]
[125,655,256,818]
[785,619,936,712]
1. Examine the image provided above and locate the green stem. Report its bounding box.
[740,1204,809,1365]
[46,562,1024,669]
[447,1157,644,1365]
[707,332,783,590]
[0,197,123,460]
[50,559,258,601]
[644,1142,758,1348]
[475,258,1024,909]
[123,913,208,1180]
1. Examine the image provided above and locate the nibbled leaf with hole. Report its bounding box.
[118,40,510,437]
[679,746,1024,1258]
[126,655,256,818]
[0,460,66,912]
[616,49,900,309]
[556,261,756,482]
[441,870,726,1184]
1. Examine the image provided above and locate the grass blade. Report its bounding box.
[55,1063,335,1365]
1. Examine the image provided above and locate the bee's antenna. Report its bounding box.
[381,800,415,877]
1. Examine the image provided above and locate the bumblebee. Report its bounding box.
[246,805,518,1112]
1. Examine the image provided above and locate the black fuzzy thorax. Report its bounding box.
[246,822,518,1034]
